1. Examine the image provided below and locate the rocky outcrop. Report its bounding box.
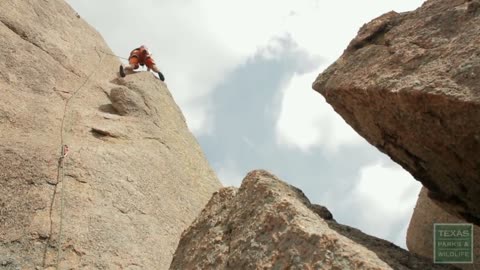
[407,188,479,270]
[312,0,480,225]
[170,170,457,270]
[0,0,221,269]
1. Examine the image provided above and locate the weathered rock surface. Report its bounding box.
[0,0,221,269]
[170,170,457,270]
[407,188,479,270]
[313,0,480,225]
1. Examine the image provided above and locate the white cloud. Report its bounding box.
[395,222,411,248]
[180,99,213,136]
[215,160,245,187]
[349,161,422,247]
[67,0,425,135]
[282,1,426,59]
[275,69,364,152]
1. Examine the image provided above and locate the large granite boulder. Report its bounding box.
[313,0,480,224]
[407,188,479,270]
[170,170,457,270]
[0,0,221,269]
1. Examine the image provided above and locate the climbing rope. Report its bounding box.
[99,50,129,61]
[42,46,106,270]
[55,145,69,270]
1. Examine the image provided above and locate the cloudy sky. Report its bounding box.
[66,0,426,248]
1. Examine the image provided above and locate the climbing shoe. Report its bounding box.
[119,65,126,78]
[158,72,165,81]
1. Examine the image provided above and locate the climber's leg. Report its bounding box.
[146,57,165,81]
[119,56,140,77]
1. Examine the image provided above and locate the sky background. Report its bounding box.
[66,0,426,248]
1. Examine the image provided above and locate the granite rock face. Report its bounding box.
[407,188,479,270]
[170,170,457,270]
[313,0,480,225]
[0,0,221,269]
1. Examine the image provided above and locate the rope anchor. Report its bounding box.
[62,145,69,158]
[58,144,69,167]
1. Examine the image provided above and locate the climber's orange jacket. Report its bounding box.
[129,46,155,69]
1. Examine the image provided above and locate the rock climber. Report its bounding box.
[119,45,165,81]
